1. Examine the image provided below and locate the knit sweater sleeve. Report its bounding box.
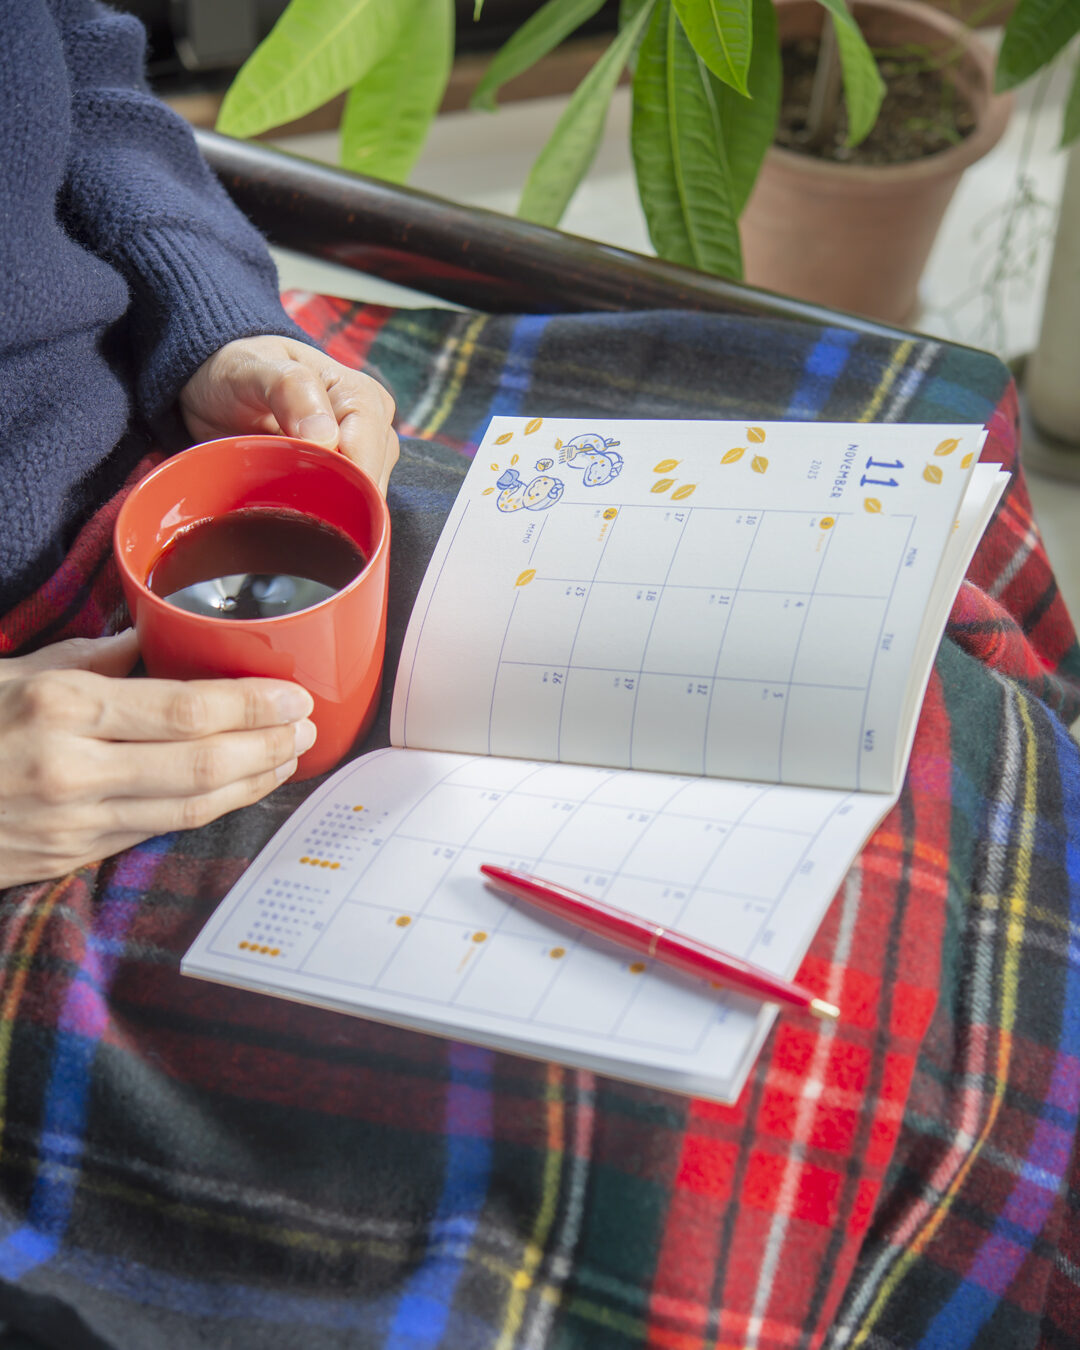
[50,0,314,437]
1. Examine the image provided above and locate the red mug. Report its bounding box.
[113,435,391,781]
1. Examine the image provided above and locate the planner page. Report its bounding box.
[182,748,895,1102]
[391,418,987,793]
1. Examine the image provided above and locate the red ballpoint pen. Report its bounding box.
[479,864,839,1020]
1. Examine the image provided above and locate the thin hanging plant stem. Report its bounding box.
[930,69,1057,354]
[804,11,843,149]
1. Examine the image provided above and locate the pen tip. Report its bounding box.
[809,998,840,1021]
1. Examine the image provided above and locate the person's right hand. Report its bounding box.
[0,630,316,887]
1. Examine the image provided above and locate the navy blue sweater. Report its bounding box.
[0,0,310,612]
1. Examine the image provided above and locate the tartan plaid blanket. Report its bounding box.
[0,295,1077,1350]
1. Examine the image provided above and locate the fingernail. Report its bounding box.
[275,758,299,782]
[274,688,313,723]
[298,413,337,446]
[293,719,317,755]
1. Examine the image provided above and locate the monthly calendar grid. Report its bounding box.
[271,757,845,1053]
[472,500,922,790]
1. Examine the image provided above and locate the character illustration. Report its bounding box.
[495,468,565,512]
[559,432,623,487]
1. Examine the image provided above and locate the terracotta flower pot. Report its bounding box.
[739,0,1012,325]
[924,0,1016,26]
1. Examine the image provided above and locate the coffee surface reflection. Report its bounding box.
[147,506,366,621]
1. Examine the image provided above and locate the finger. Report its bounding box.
[265,364,341,449]
[90,720,316,800]
[67,672,314,742]
[98,759,304,839]
[337,412,400,491]
[19,755,302,876]
[0,631,140,682]
[183,406,282,443]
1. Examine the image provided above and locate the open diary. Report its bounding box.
[182,416,1008,1101]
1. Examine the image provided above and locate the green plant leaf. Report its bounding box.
[713,0,779,214]
[619,0,656,73]
[470,0,609,111]
[996,0,1080,92]
[474,0,485,15]
[672,0,753,96]
[216,0,421,139]
[630,0,743,278]
[1063,56,1080,146]
[814,0,886,145]
[340,0,453,181]
[517,1,655,226]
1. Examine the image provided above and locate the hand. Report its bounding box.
[178,335,399,492]
[0,631,317,887]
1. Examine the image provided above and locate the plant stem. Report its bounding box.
[804,13,842,150]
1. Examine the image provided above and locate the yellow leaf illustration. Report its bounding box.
[961,452,974,469]
[603,508,618,520]
[510,454,519,466]
[651,478,675,494]
[490,463,498,470]
[934,437,960,457]
[923,464,943,484]
[864,498,883,513]
[524,418,543,435]
[672,484,697,501]
[820,516,835,530]
[722,447,745,465]
[495,433,514,445]
[515,570,536,587]
[653,459,680,473]
[748,427,766,443]
[481,487,495,496]
[555,438,563,450]
[751,455,768,474]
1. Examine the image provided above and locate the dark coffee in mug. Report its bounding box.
[147,506,367,620]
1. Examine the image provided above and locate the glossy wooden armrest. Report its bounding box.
[196,127,913,341]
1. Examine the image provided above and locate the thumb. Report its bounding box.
[0,630,141,681]
[269,364,340,450]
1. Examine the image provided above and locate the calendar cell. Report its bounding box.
[698,825,809,901]
[664,509,756,589]
[501,578,587,667]
[489,663,564,762]
[619,811,728,888]
[629,673,710,775]
[641,586,732,677]
[704,680,788,783]
[302,900,412,987]
[593,507,683,585]
[557,667,635,769]
[711,591,808,683]
[791,595,887,687]
[780,686,867,789]
[569,582,662,671]
[455,932,564,1019]
[814,512,912,597]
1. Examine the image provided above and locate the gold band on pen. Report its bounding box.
[648,925,665,957]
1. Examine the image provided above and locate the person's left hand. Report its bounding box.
[178,336,399,492]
